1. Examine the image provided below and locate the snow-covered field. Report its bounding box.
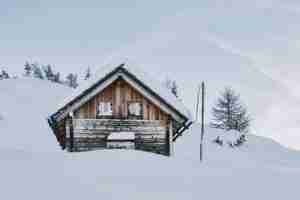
[0,78,300,200]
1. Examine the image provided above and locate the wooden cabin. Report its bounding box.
[48,63,192,156]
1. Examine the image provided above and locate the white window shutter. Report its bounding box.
[98,102,112,116]
[129,102,142,116]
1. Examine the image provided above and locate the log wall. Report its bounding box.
[66,119,169,155]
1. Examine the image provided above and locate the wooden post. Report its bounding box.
[69,120,74,152]
[200,82,205,162]
[169,119,173,157]
[69,112,74,152]
[66,119,70,151]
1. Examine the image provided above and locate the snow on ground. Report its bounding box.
[0,78,72,152]
[176,124,300,168]
[0,78,300,200]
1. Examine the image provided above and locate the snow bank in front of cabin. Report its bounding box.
[0,147,299,200]
[1,148,299,200]
[64,150,300,200]
[0,78,300,200]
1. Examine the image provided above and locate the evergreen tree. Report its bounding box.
[53,72,61,83]
[32,64,44,79]
[1,70,10,79]
[84,67,92,80]
[72,74,78,88]
[66,73,78,88]
[43,65,54,81]
[24,62,32,76]
[164,78,179,98]
[171,81,179,98]
[210,87,251,133]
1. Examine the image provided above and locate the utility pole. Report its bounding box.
[200,82,205,162]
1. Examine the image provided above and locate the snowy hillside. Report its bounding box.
[177,124,300,168]
[0,78,72,152]
[0,78,300,199]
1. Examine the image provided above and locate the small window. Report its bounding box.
[128,102,142,118]
[97,102,113,116]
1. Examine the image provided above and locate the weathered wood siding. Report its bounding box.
[66,119,169,155]
[58,79,173,155]
[73,78,169,126]
[56,118,67,149]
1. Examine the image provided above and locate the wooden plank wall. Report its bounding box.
[56,118,67,149]
[68,119,169,155]
[74,78,169,126]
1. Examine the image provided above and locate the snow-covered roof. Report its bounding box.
[51,59,192,122]
[107,132,135,141]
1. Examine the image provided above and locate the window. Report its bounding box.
[128,102,142,118]
[97,102,113,116]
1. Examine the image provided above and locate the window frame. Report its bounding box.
[96,101,113,119]
[127,101,143,119]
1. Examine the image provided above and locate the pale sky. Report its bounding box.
[1,0,300,150]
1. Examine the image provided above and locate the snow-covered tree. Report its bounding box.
[32,64,44,79]
[210,87,251,134]
[66,73,78,88]
[170,81,179,98]
[53,72,61,83]
[24,62,32,76]
[84,67,92,80]
[0,70,10,80]
[43,65,55,81]
[164,78,179,98]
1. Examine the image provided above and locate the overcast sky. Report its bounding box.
[1,0,300,149]
[2,0,300,93]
